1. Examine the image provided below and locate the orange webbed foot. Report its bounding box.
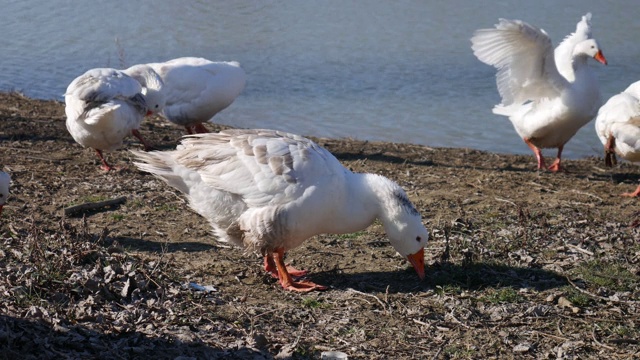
[263,254,309,279]
[547,161,564,172]
[621,185,640,197]
[269,248,327,292]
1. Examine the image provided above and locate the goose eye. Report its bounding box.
[155,105,159,108]
[415,236,421,242]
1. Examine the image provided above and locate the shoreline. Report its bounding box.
[0,91,604,162]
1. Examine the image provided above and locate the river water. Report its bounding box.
[2,0,639,159]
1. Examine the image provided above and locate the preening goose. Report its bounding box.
[65,67,164,170]
[595,81,640,197]
[126,57,246,134]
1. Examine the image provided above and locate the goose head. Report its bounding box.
[376,181,429,279]
[574,39,607,65]
[124,64,166,115]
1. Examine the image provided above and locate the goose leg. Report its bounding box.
[95,149,114,171]
[604,135,618,167]
[194,123,209,134]
[604,135,638,196]
[131,129,156,151]
[263,253,308,278]
[524,138,546,170]
[271,248,327,292]
[622,185,640,197]
[548,145,564,172]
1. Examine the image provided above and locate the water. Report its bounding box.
[2,0,639,159]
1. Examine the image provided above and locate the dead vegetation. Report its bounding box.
[1,92,639,359]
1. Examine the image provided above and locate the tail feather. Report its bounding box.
[131,150,190,194]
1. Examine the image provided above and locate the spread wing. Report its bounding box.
[471,18,569,106]
[554,13,592,81]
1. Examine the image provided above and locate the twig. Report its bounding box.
[447,310,470,329]
[557,320,565,336]
[349,297,372,305]
[566,277,639,304]
[592,325,616,351]
[63,196,127,216]
[494,197,517,206]
[147,241,170,277]
[214,244,233,249]
[431,346,443,360]
[412,318,428,327]
[347,288,387,311]
[569,190,604,202]
[565,243,595,256]
[533,330,568,342]
[142,272,161,289]
[292,323,304,348]
[384,285,390,304]
[431,339,449,360]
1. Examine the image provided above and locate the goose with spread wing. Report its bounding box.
[471,14,607,171]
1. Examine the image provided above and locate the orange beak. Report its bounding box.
[594,50,607,65]
[0,205,3,216]
[146,110,153,116]
[406,248,425,280]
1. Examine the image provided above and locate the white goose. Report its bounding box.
[595,81,640,197]
[471,14,607,171]
[65,67,165,171]
[126,57,246,134]
[132,129,428,292]
[0,171,9,216]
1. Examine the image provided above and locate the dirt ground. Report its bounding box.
[0,92,639,359]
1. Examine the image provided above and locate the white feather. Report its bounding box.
[132,129,429,260]
[596,81,640,162]
[64,68,160,152]
[471,14,605,152]
[126,57,246,130]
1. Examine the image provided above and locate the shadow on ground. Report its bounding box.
[310,262,566,294]
[0,315,270,360]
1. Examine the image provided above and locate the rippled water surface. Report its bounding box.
[2,0,639,158]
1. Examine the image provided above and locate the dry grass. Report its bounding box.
[1,92,639,359]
